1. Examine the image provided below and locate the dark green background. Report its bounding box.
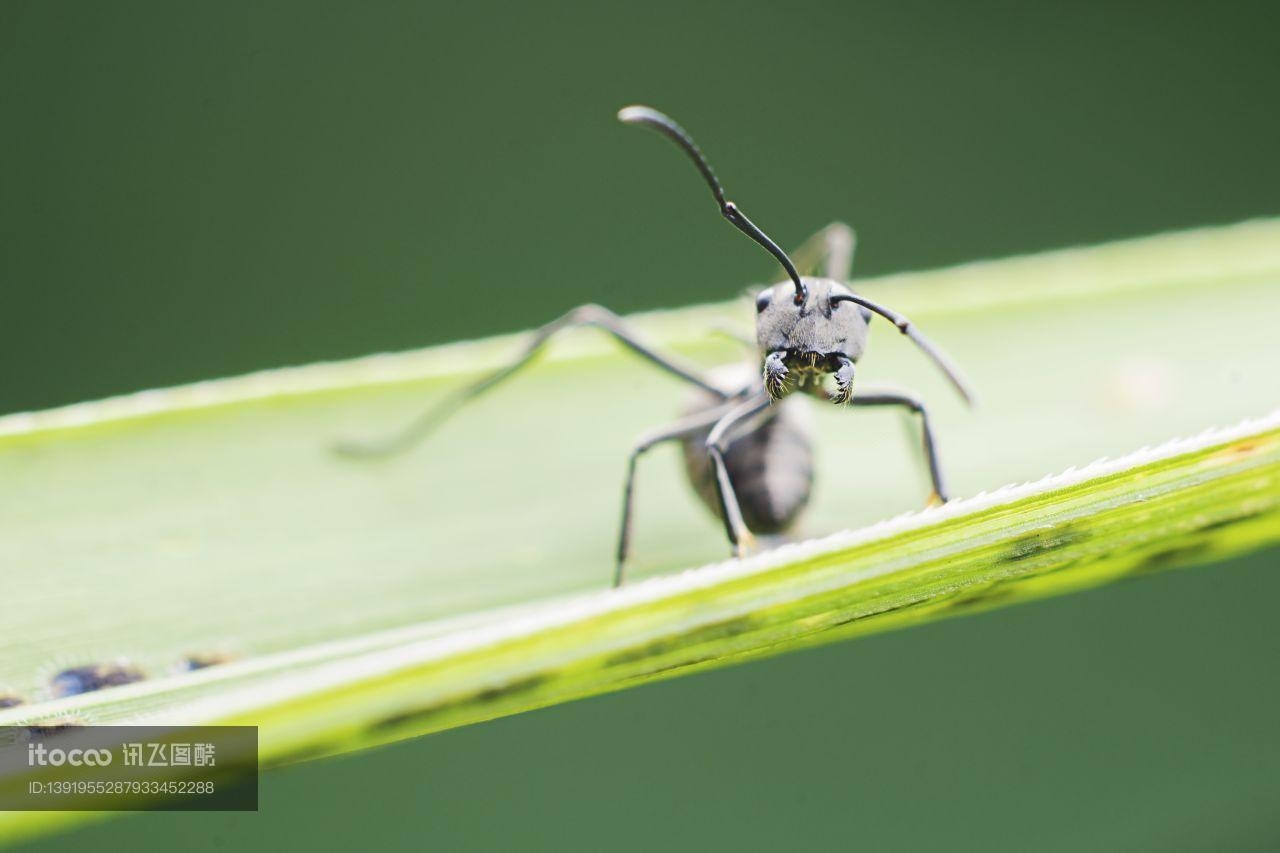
[4,2,1278,850]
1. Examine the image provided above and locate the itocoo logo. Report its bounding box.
[27,743,113,766]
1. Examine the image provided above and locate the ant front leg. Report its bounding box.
[829,355,856,405]
[337,304,725,459]
[850,387,950,506]
[763,350,790,400]
[615,400,740,587]
[704,392,773,557]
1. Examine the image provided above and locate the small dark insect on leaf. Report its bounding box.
[49,662,146,697]
[22,717,88,741]
[175,651,237,672]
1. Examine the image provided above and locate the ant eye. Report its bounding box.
[755,291,771,313]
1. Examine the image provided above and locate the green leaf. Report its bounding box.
[1,219,1278,843]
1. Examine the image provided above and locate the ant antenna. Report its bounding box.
[829,292,977,405]
[618,105,808,305]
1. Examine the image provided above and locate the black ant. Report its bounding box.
[340,106,974,586]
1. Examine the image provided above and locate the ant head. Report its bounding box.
[755,277,870,368]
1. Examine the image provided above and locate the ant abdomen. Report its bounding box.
[680,380,814,536]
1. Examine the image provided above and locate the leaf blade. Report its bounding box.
[1,219,1278,843]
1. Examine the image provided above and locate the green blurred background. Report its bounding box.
[3,1,1278,850]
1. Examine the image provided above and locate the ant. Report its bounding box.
[340,106,975,586]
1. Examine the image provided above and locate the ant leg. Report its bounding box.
[704,392,773,557]
[790,222,857,281]
[615,399,740,587]
[828,293,976,406]
[850,388,950,506]
[338,304,726,459]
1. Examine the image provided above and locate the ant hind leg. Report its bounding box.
[790,223,857,281]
